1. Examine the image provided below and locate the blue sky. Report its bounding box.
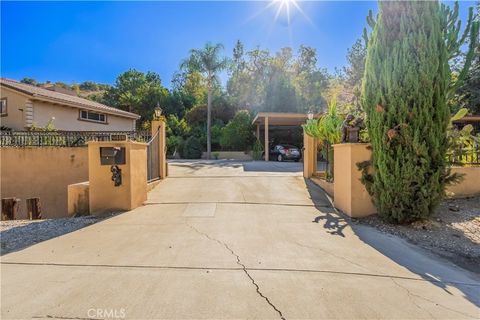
[1,1,475,88]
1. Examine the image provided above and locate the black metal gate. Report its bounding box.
[147,129,160,182]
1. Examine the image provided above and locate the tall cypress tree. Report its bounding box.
[361,1,449,223]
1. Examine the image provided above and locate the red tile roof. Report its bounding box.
[0,78,140,119]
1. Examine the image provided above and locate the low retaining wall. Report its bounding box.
[1,147,89,219]
[308,143,479,217]
[447,167,480,197]
[311,177,334,197]
[201,151,252,160]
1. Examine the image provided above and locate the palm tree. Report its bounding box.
[181,43,228,159]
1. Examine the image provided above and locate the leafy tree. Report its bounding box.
[163,90,195,119]
[455,48,480,114]
[79,81,100,91]
[103,69,169,127]
[54,81,70,89]
[166,114,191,156]
[343,38,367,109]
[182,136,203,159]
[172,70,208,106]
[181,43,228,159]
[264,75,299,112]
[185,105,208,126]
[344,39,367,89]
[361,1,478,223]
[220,110,255,151]
[20,77,37,86]
[184,95,235,126]
[227,45,329,113]
[452,3,480,114]
[212,94,236,123]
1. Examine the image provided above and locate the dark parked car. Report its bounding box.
[265,144,302,162]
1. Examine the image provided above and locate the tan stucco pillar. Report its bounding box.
[303,132,316,178]
[332,143,376,217]
[151,119,167,179]
[264,117,269,161]
[88,141,147,215]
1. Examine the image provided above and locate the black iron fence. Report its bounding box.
[0,130,151,147]
[447,146,480,166]
[146,129,160,182]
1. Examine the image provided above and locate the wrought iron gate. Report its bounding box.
[147,129,160,182]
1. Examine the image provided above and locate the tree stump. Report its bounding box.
[26,198,42,220]
[1,198,20,220]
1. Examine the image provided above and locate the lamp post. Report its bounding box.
[154,104,162,120]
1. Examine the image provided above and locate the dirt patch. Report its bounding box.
[359,197,480,274]
[0,213,118,255]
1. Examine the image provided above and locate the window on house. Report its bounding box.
[0,98,7,116]
[80,110,107,123]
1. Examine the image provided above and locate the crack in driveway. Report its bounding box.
[187,223,286,320]
[390,278,476,318]
[291,240,371,272]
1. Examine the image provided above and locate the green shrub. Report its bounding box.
[252,139,264,160]
[182,136,203,159]
[167,135,184,157]
[362,1,448,223]
[220,110,254,151]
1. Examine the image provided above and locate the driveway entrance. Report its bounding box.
[1,160,478,319]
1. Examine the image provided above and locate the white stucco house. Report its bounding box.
[0,78,140,131]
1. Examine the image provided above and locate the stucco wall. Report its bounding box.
[447,167,480,197]
[311,177,334,197]
[88,141,147,214]
[1,147,89,218]
[0,86,29,129]
[33,100,135,131]
[333,143,376,217]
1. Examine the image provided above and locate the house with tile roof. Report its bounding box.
[0,78,140,131]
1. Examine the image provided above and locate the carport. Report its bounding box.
[252,112,312,161]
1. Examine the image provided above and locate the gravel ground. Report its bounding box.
[0,213,117,255]
[359,196,480,273]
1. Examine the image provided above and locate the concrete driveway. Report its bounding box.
[2,160,479,319]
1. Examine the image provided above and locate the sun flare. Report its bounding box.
[271,0,311,27]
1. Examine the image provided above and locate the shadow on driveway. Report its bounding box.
[305,179,480,308]
[243,161,303,173]
[0,213,120,256]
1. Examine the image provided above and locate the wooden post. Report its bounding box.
[1,198,20,220]
[256,124,260,140]
[264,116,269,161]
[26,198,42,220]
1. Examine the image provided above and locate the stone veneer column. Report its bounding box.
[24,99,34,128]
